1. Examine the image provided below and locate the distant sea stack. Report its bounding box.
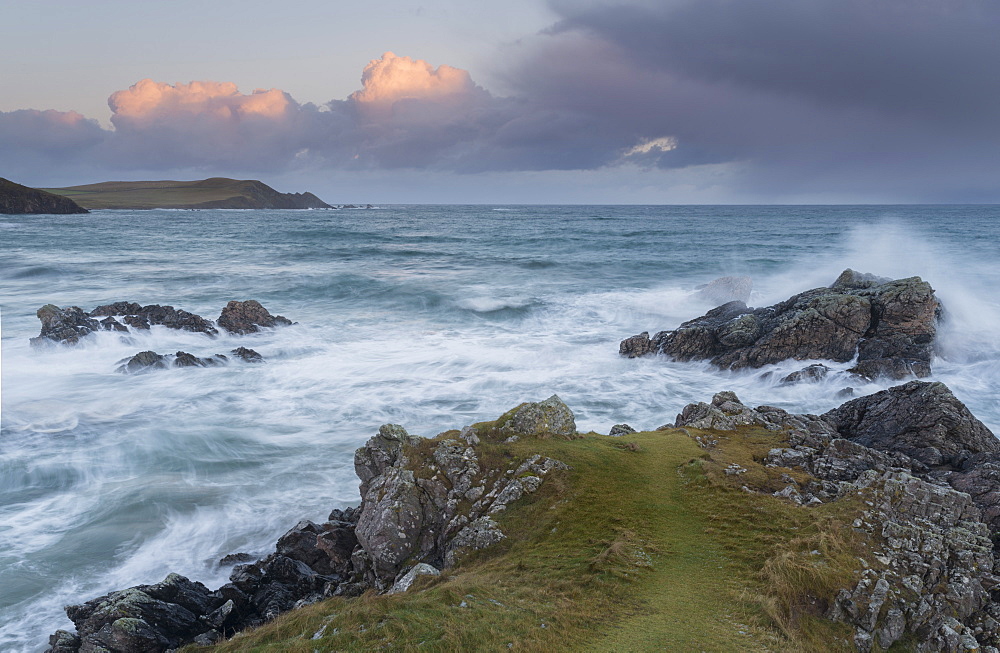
[0,178,89,214]
[41,177,332,210]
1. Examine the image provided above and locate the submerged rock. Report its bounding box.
[621,270,940,380]
[116,350,225,373]
[217,300,292,334]
[230,346,264,363]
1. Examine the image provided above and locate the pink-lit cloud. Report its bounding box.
[109,79,294,126]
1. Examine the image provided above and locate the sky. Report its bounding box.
[3,0,999,204]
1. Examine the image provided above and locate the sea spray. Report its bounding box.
[2,205,999,651]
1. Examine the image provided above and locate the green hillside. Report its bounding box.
[42,177,331,210]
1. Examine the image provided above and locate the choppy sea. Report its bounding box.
[2,205,999,650]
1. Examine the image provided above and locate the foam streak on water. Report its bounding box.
[2,205,999,650]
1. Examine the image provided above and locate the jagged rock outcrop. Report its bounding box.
[45,399,571,652]
[675,382,1000,650]
[230,346,264,363]
[29,305,101,346]
[115,351,227,373]
[217,300,293,334]
[830,471,1000,652]
[621,270,941,380]
[352,421,569,589]
[31,300,292,345]
[0,177,88,214]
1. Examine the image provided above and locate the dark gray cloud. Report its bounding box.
[2,5,1000,201]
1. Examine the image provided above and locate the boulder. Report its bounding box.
[116,351,168,374]
[609,423,637,437]
[230,346,264,363]
[779,363,829,385]
[621,271,940,380]
[217,300,292,335]
[496,395,577,438]
[30,305,99,346]
[388,563,441,595]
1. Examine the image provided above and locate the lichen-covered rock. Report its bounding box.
[496,394,577,438]
[609,423,637,437]
[217,300,292,334]
[621,271,940,380]
[828,471,1000,651]
[352,416,569,589]
[388,563,440,595]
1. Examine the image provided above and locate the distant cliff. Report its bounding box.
[0,178,89,214]
[41,177,332,210]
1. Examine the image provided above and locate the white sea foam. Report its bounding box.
[1,207,998,651]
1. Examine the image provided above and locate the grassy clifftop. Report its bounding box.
[193,423,869,652]
[42,178,331,210]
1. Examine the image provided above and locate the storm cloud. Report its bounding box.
[3,1,1000,201]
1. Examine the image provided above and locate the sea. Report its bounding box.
[2,205,999,651]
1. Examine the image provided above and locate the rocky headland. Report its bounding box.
[0,177,89,215]
[41,384,1000,652]
[36,272,1000,652]
[621,269,941,380]
[40,178,332,210]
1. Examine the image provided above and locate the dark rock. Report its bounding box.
[822,381,999,468]
[30,304,100,346]
[98,316,128,332]
[0,177,88,214]
[217,300,292,335]
[219,552,255,566]
[173,351,224,368]
[496,395,577,439]
[123,314,150,330]
[835,387,855,398]
[230,346,264,363]
[780,363,829,385]
[61,573,221,653]
[137,304,217,335]
[621,271,940,380]
[696,275,752,305]
[116,351,168,374]
[90,302,143,317]
[609,423,637,437]
[46,630,80,653]
[619,331,653,358]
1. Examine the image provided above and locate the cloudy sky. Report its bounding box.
[3,0,999,203]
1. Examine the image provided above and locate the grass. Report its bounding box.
[190,424,871,652]
[41,178,293,209]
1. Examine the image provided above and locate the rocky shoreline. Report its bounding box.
[33,270,1000,652]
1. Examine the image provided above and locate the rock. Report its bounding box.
[30,305,100,346]
[696,275,752,305]
[173,351,224,368]
[230,346,264,363]
[353,415,569,589]
[619,331,653,358]
[621,271,940,380]
[137,304,218,335]
[219,553,255,566]
[90,302,144,317]
[780,363,829,385]
[46,630,81,653]
[609,423,636,437]
[217,300,293,335]
[388,563,441,594]
[496,395,577,438]
[116,350,224,373]
[827,471,999,651]
[61,573,221,653]
[116,351,168,374]
[822,381,999,468]
[123,314,150,330]
[98,316,129,332]
[0,177,88,214]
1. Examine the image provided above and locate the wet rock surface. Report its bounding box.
[46,400,570,652]
[115,350,226,373]
[31,299,293,345]
[621,270,940,380]
[217,300,293,334]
